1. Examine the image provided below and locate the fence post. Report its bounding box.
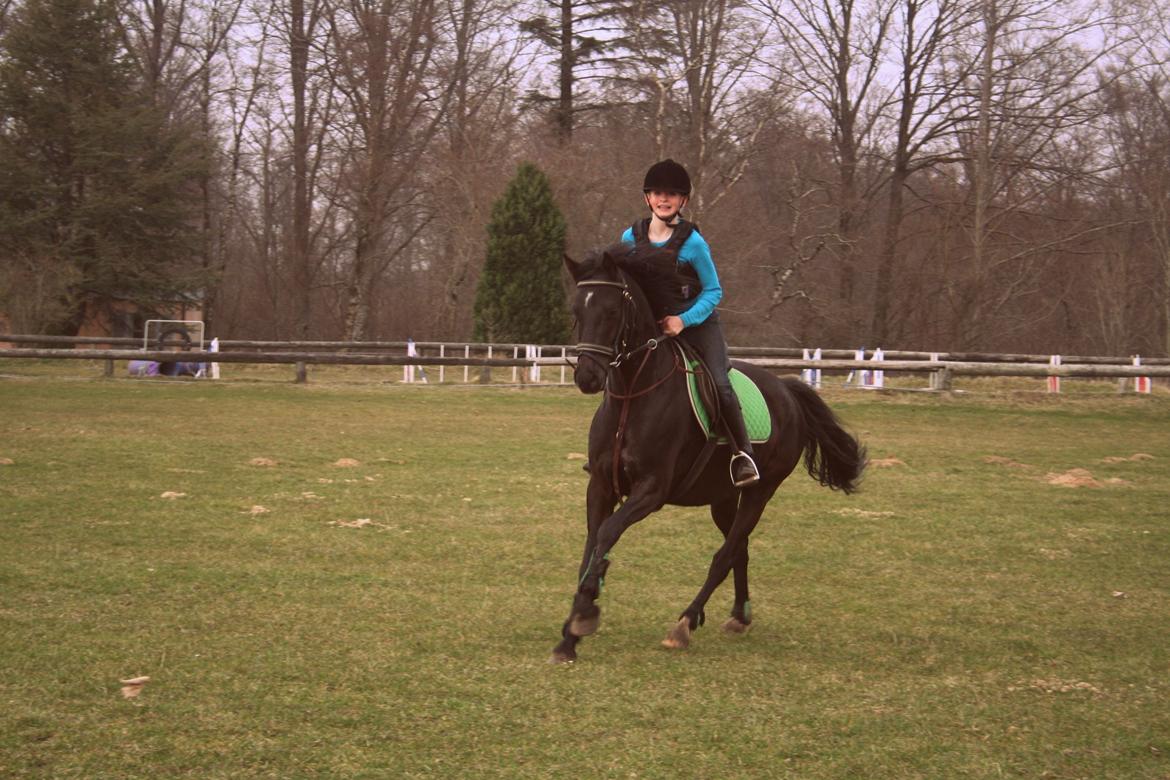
[801,348,812,386]
[439,344,445,384]
[479,346,492,384]
[561,347,567,385]
[871,347,885,389]
[295,362,307,383]
[464,345,470,384]
[1047,355,1061,393]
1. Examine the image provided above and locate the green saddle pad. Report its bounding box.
[685,356,772,443]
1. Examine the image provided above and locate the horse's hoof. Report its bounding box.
[721,617,751,634]
[569,610,600,637]
[661,617,691,650]
[550,637,578,664]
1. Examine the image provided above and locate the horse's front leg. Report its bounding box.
[551,478,614,663]
[550,478,665,663]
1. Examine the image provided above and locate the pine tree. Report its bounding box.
[0,0,205,333]
[473,163,570,345]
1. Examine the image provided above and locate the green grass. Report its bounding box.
[1,374,1168,778]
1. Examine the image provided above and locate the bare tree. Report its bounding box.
[944,0,1139,349]
[759,0,896,330]
[622,0,777,221]
[429,0,525,336]
[323,0,452,340]
[867,0,979,345]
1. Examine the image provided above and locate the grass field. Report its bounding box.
[1,369,1168,779]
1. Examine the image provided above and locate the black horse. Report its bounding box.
[552,246,867,663]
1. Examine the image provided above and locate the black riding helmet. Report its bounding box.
[642,159,691,196]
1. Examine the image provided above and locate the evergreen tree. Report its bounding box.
[473,163,570,344]
[0,0,205,333]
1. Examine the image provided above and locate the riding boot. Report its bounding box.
[717,386,760,488]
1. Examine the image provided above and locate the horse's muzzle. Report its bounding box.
[573,356,608,394]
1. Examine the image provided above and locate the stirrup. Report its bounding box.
[730,451,760,488]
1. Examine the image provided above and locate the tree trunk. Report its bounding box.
[290,0,312,339]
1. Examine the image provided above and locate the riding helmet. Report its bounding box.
[642,159,691,196]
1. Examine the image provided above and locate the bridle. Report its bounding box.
[574,278,669,371]
[573,274,684,497]
[573,279,632,371]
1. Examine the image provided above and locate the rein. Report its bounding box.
[574,276,683,497]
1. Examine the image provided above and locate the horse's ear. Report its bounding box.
[600,249,620,275]
[563,253,583,281]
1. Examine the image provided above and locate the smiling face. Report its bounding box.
[644,190,687,223]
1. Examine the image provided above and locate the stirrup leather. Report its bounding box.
[730,451,760,487]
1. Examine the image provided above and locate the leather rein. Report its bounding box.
[574,277,684,496]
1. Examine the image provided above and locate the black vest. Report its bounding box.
[630,218,703,311]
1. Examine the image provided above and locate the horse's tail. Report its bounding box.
[782,377,866,494]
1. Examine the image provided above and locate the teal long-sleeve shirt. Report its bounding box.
[619,226,722,328]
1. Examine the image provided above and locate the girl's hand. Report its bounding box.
[659,316,684,336]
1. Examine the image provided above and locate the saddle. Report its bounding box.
[676,341,772,444]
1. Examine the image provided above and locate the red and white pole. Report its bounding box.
[1047,355,1061,394]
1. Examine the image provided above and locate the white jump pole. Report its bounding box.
[801,348,812,386]
[871,347,885,389]
[561,347,567,385]
[1047,355,1061,393]
[464,346,470,383]
[439,344,445,383]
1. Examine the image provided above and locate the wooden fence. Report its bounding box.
[1,334,1167,390]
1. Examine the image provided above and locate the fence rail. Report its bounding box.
[1,335,1167,390]
[3,333,1169,366]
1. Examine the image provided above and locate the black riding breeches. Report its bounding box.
[679,316,732,392]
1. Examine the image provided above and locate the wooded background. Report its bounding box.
[1,0,1168,356]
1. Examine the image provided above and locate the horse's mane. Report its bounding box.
[582,243,687,319]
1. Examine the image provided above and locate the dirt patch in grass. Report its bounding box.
[1044,468,1130,488]
[869,457,906,467]
[1101,453,1154,463]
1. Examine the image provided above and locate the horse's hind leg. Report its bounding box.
[708,496,753,634]
[663,489,770,650]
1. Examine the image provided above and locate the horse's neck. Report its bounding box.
[615,280,676,387]
[620,276,660,345]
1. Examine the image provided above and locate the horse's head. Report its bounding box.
[564,247,634,394]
